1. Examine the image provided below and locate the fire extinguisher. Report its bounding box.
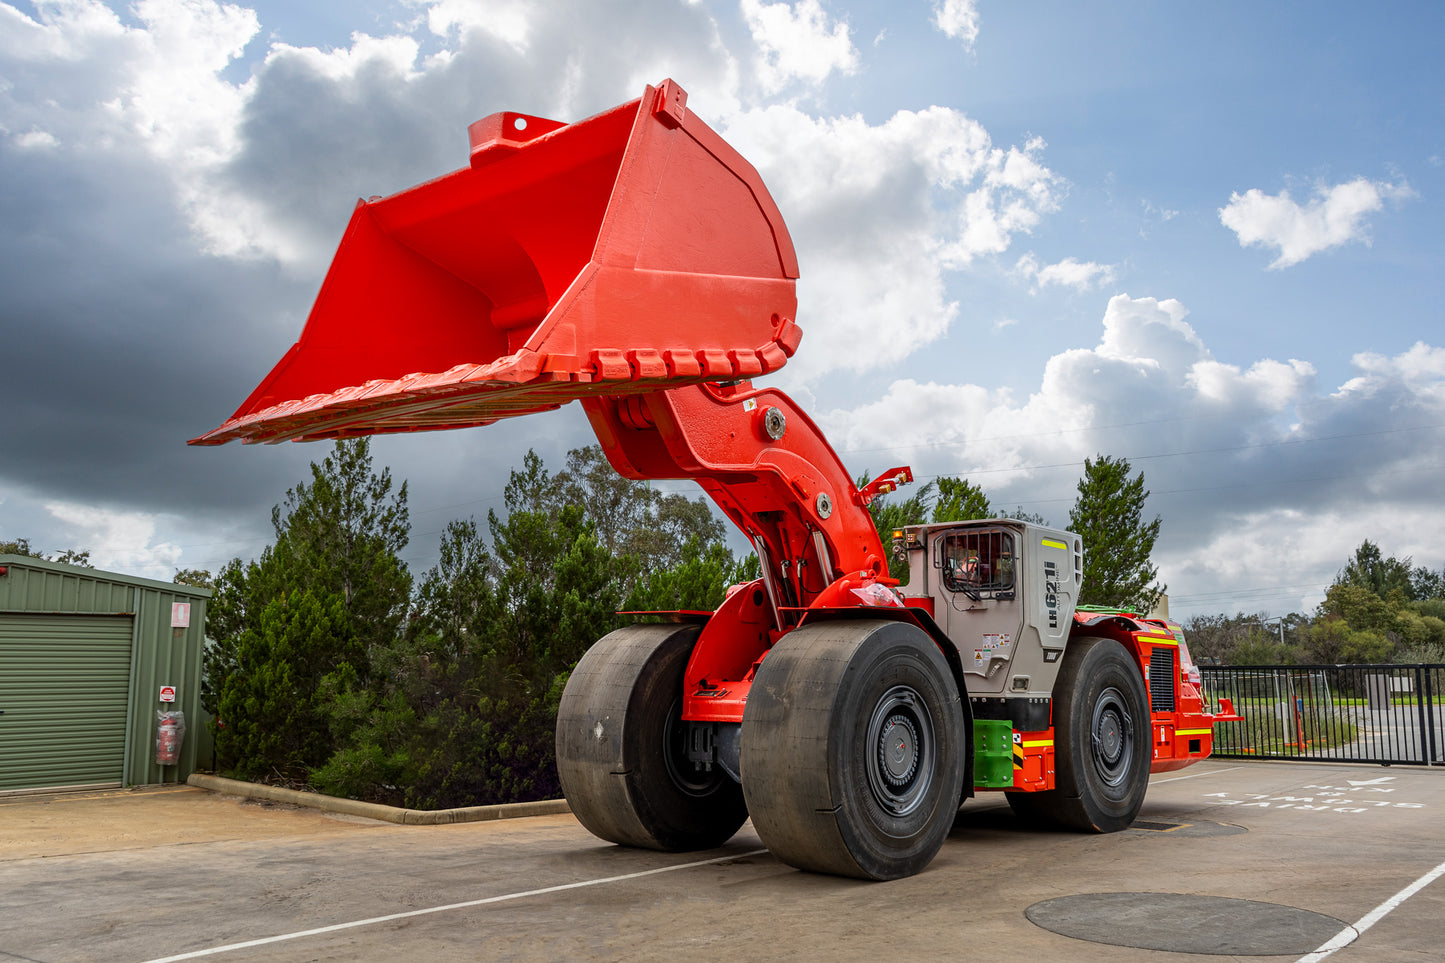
[156,710,186,766]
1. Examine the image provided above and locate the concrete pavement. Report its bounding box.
[3,761,1443,961]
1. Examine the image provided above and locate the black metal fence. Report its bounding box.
[1200,664,1445,766]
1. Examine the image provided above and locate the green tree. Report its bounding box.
[315,454,635,808]
[1337,540,1415,600]
[172,568,213,588]
[1182,611,1305,665]
[215,589,358,780]
[1227,627,1291,666]
[1068,454,1164,613]
[1181,613,1238,664]
[207,438,412,778]
[1296,583,1399,663]
[1297,616,1393,664]
[1411,567,1445,601]
[548,446,728,584]
[932,477,992,523]
[1413,598,1445,621]
[1,538,92,566]
[624,538,754,613]
[268,438,411,645]
[218,442,752,807]
[0,537,36,556]
[201,558,249,716]
[1295,542,1445,665]
[312,518,495,807]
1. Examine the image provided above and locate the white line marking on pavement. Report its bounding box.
[1151,766,1243,783]
[143,848,770,962]
[1295,858,1445,963]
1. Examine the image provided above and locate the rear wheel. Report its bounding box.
[1006,636,1149,832]
[555,623,747,851]
[740,620,965,880]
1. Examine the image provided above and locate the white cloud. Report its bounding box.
[266,33,422,84]
[1166,493,1445,618]
[823,294,1214,470]
[931,0,980,48]
[723,104,1061,379]
[1093,294,1204,371]
[12,128,60,149]
[741,0,858,93]
[0,0,1052,322]
[44,501,183,581]
[0,0,126,62]
[16,1,1435,624]
[817,294,1445,618]
[422,0,532,51]
[1188,357,1315,411]
[0,0,745,269]
[1219,176,1414,269]
[123,0,257,164]
[0,0,256,166]
[1016,252,1117,291]
[0,0,262,256]
[1142,199,1178,221]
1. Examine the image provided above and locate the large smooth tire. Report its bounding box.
[556,624,747,851]
[740,620,965,880]
[1006,636,1149,832]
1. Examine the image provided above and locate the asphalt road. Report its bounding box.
[2,760,1443,962]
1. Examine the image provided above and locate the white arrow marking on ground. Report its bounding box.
[1346,776,1396,786]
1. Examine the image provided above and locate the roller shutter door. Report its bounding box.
[0,614,133,792]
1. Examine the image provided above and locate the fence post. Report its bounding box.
[1421,666,1438,767]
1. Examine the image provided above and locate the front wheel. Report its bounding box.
[740,620,965,880]
[1006,636,1149,832]
[555,624,747,851]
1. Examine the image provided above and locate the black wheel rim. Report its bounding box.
[865,685,935,817]
[1090,686,1135,789]
[662,697,724,797]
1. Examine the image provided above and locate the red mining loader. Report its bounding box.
[193,81,1237,880]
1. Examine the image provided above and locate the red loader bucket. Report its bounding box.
[191,80,801,445]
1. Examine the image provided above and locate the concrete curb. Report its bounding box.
[186,773,571,825]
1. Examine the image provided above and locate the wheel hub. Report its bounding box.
[879,714,919,785]
[865,686,935,817]
[1090,687,1134,788]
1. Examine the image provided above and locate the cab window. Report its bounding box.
[938,529,1015,598]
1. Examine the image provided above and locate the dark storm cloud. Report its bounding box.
[0,135,327,494]
[5,0,1440,610]
[211,0,738,273]
[0,0,737,574]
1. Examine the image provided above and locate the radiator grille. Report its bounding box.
[1149,647,1177,712]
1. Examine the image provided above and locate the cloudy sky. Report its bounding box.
[2,0,1442,620]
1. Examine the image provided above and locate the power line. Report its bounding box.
[840,421,1445,474]
[900,461,1445,513]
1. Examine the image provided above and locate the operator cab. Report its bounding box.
[895,518,1083,729]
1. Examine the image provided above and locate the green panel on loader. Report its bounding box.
[973,719,1016,788]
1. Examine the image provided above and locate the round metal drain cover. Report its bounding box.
[1026,892,1349,956]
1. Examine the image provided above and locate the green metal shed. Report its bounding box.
[0,554,211,794]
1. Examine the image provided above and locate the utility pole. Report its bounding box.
[1250,616,1286,647]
